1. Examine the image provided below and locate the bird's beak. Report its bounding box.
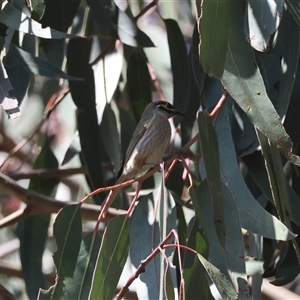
[175,110,185,117]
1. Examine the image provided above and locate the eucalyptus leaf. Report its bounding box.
[1,1,74,39]
[38,204,82,300]
[221,3,300,165]
[196,0,230,78]
[89,215,129,300]
[18,143,59,299]
[130,186,177,300]
[214,106,295,240]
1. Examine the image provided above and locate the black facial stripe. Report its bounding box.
[157,102,176,112]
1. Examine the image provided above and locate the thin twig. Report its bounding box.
[133,0,158,22]
[116,230,175,300]
[0,172,125,228]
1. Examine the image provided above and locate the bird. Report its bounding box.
[116,100,184,185]
[97,100,184,221]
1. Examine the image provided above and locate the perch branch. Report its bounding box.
[0,172,125,228]
[7,167,87,180]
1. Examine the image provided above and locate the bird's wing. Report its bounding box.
[117,113,156,179]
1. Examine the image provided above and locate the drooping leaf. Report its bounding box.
[130,187,177,300]
[62,133,81,165]
[17,143,59,299]
[1,1,74,39]
[196,0,231,78]
[198,111,225,248]
[272,9,300,118]
[221,3,300,165]
[138,9,173,103]
[86,0,118,38]
[183,217,213,300]
[245,0,283,51]
[89,215,129,300]
[164,18,189,114]
[67,38,105,203]
[196,253,238,300]
[181,26,202,145]
[99,104,121,173]
[38,203,82,300]
[118,9,154,47]
[286,0,300,27]
[195,180,249,299]
[92,43,123,112]
[64,232,102,300]
[6,44,81,80]
[213,106,295,240]
[126,50,152,120]
[40,0,80,32]
[157,175,177,299]
[30,0,45,20]
[243,151,300,227]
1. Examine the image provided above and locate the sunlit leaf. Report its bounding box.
[245,0,283,51]
[221,3,300,165]
[118,9,154,47]
[1,1,74,39]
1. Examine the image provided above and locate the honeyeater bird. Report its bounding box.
[116,100,184,184]
[101,100,184,213]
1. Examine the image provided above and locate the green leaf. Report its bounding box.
[164,19,189,114]
[195,180,249,299]
[126,50,152,120]
[213,106,295,240]
[89,215,130,300]
[196,0,231,78]
[196,253,238,300]
[198,111,225,248]
[243,151,300,227]
[99,104,121,173]
[67,38,105,203]
[18,215,51,299]
[17,143,59,299]
[272,9,300,118]
[157,175,177,298]
[64,232,102,300]
[286,0,300,27]
[221,4,300,166]
[38,204,82,300]
[183,217,213,300]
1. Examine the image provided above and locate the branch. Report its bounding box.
[7,167,87,180]
[0,172,125,228]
